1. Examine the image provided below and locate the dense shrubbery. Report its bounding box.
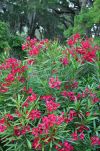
[0,21,10,53]
[0,34,100,151]
[0,21,26,59]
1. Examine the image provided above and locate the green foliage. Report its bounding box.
[0,35,100,151]
[9,35,26,59]
[64,27,73,38]
[91,0,100,24]
[0,21,10,53]
[64,0,100,41]
[73,9,92,34]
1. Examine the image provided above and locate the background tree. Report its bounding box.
[0,0,100,42]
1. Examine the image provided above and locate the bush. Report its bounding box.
[9,35,26,60]
[0,34,100,151]
[0,21,10,53]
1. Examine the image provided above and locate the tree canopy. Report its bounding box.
[0,0,100,40]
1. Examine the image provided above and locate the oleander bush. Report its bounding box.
[0,34,100,151]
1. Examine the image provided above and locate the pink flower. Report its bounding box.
[15,110,22,117]
[40,95,55,102]
[56,141,74,151]
[60,57,69,66]
[32,138,41,150]
[0,118,5,124]
[80,132,85,140]
[86,112,90,117]
[22,44,27,50]
[71,81,78,89]
[49,77,61,89]
[61,91,77,101]
[46,100,60,112]
[0,124,7,133]
[27,93,37,102]
[69,110,77,118]
[27,88,33,94]
[0,87,8,93]
[22,100,29,108]
[26,36,30,41]
[90,136,100,146]
[5,114,14,120]
[21,125,30,135]
[67,39,74,46]
[77,125,89,133]
[64,141,74,151]
[73,33,80,41]
[71,132,78,141]
[30,38,38,46]
[5,73,15,82]
[28,46,39,56]
[92,97,99,104]
[27,59,35,65]
[27,110,41,121]
[81,40,91,49]
[14,126,21,136]
[61,90,68,97]
[83,50,96,62]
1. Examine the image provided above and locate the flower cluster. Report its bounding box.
[67,34,99,63]
[0,58,27,93]
[55,141,74,151]
[49,77,62,89]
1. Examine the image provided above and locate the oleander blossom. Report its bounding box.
[49,77,61,89]
[90,136,100,146]
[55,141,74,151]
[46,100,60,112]
[27,110,41,121]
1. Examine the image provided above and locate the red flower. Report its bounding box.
[27,93,37,102]
[71,81,78,89]
[0,118,5,124]
[32,138,41,150]
[27,110,41,121]
[40,95,55,102]
[21,125,30,135]
[86,112,90,117]
[27,59,35,65]
[64,141,74,151]
[28,46,39,56]
[71,132,78,141]
[56,141,74,151]
[90,136,100,146]
[92,97,99,104]
[5,114,14,120]
[67,39,74,46]
[5,73,15,82]
[14,126,21,136]
[80,132,85,140]
[83,50,96,62]
[46,100,60,112]
[69,110,77,118]
[22,100,29,108]
[60,57,69,66]
[0,124,7,133]
[0,86,8,93]
[81,40,91,49]
[49,77,61,89]
[61,90,68,97]
[73,33,80,41]
[22,44,27,50]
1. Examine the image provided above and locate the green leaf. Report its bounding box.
[26,139,32,149]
